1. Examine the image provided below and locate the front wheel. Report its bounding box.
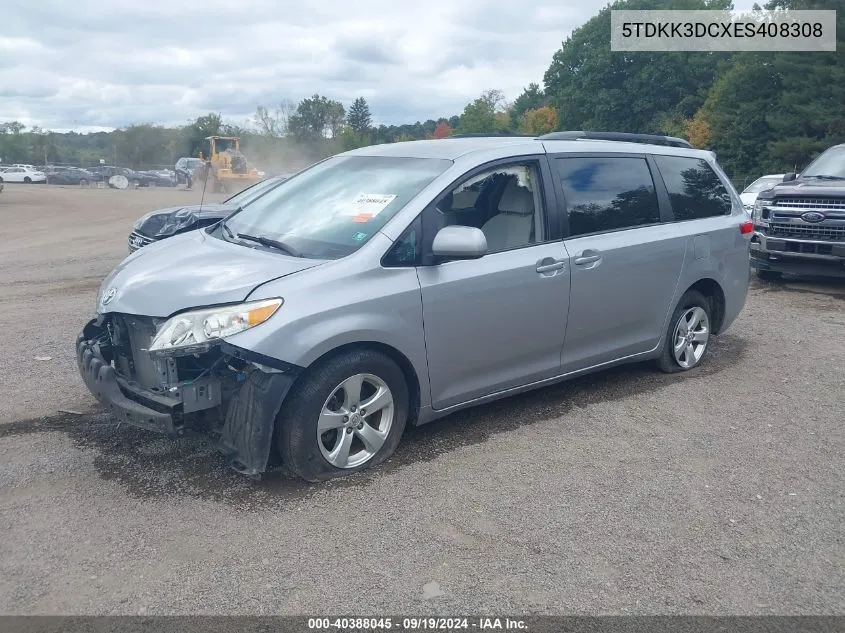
[277,349,409,482]
[23,176,32,184]
[656,290,712,373]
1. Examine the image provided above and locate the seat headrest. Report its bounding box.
[498,181,534,215]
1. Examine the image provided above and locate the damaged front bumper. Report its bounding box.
[75,316,302,477]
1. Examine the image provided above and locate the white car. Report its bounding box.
[0,166,46,183]
[740,174,784,212]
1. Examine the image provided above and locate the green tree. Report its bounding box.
[347,97,372,135]
[458,90,507,134]
[542,0,732,134]
[289,94,346,141]
[510,83,547,123]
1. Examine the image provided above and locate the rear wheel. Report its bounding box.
[756,269,782,281]
[656,290,712,373]
[277,349,409,482]
[23,176,32,184]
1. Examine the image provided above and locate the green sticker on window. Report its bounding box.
[352,231,368,241]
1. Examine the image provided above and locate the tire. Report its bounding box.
[277,349,409,482]
[24,177,32,184]
[656,290,713,374]
[756,269,782,281]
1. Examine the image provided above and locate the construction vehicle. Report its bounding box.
[200,136,262,193]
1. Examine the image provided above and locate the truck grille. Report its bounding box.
[773,197,845,211]
[768,222,845,241]
[128,231,155,252]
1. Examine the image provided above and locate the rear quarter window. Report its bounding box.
[654,155,732,220]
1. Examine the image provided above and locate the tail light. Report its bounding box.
[740,221,753,235]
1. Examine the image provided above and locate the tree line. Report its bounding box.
[1,0,841,182]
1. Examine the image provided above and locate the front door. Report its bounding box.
[416,159,571,410]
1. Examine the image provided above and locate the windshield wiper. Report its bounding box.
[803,174,845,180]
[236,233,302,257]
[219,218,236,240]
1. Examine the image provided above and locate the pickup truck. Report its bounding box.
[751,143,845,279]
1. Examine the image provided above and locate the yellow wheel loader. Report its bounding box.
[201,136,263,194]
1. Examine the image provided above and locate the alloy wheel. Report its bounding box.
[672,306,710,369]
[317,373,395,469]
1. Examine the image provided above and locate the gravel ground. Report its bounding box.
[0,184,843,615]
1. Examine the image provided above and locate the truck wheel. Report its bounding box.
[277,349,409,482]
[656,290,712,374]
[756,270,782,281]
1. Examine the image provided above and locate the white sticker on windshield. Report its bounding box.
[343,193,397,223]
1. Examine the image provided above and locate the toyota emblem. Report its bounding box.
[801,211,826,223]
[101,287,117,305]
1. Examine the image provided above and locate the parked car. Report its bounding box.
[174,157,205,184]
[136,170,177,187]
[88,166,154,188]
[46,167,97,186]
[0,166,46,183]
[128,175,289,252]
[751,143,845,279]
[77,132,751,482]
[739,174,785,212]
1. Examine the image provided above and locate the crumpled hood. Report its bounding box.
[98,230,324,317]
[135,204,237,237]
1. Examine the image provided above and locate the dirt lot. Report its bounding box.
[0,183,843,615]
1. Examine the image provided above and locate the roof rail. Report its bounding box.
[537,130,693,149]
[449,133,533,138]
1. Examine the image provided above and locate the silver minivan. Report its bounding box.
[77,132,752,481]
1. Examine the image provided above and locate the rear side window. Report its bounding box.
[654,155,732,220]
[556,157,660,237]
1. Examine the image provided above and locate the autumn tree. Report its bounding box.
[520,107,558,135]
[684,111,712,148]
[432,121,452,138]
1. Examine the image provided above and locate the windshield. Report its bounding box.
[225,177,286,207]
[743,176,782,194]
[802,145,845,178]
[223,155,451,259]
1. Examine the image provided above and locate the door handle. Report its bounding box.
[536,258,567,274]
[574,253,601,265]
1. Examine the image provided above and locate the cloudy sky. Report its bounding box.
[1,0,756,132]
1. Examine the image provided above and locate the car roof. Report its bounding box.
[345,136,714,162]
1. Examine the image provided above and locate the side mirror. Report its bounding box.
[783,172,797,182]
[431,226,487,260]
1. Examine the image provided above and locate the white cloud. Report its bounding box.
[0,0,605,130]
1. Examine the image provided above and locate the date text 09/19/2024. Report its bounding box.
[307,617,528,630]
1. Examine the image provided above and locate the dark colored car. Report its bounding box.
[46,167,97,186]
[89,166,155,188]
[751,143,845,279]
[138,170,177,187]
[128,175,288,252]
